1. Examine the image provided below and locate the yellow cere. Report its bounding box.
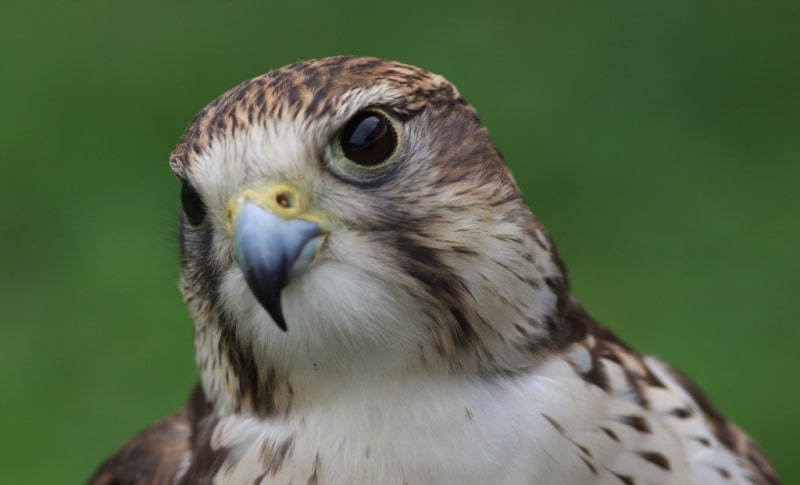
[225,182,333,235]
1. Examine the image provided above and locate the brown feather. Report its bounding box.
[92,56,780,484]
[88,385,211,485]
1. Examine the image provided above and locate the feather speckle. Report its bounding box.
[89,56,779,485]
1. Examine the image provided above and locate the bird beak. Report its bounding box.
[226,183,328,331]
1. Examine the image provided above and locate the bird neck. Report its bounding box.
[193,318,432,417]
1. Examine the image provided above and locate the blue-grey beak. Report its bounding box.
[232,203,324,331]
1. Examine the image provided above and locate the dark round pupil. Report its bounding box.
[181,183,206,226]
[340,111,397,166]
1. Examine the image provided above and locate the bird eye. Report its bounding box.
[181,182,206,226]
[339,110,398,167]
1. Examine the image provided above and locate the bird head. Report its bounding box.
[169,57,571,414]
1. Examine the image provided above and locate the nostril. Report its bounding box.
[275,192,295,209]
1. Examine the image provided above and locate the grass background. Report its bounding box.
[1,1,798,482]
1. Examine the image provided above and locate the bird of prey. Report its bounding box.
[89,56,779,484]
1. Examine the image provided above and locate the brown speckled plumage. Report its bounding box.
[89,56,779,485]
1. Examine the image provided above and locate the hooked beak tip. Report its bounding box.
[232,203,324,332]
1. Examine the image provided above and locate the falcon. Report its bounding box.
[89,56,779,484]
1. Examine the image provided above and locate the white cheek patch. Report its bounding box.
[288,262,427,345]
[217,254,428,374]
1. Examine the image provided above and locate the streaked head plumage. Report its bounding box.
[169,56,569,415]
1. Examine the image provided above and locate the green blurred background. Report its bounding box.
[2,1,798,482]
